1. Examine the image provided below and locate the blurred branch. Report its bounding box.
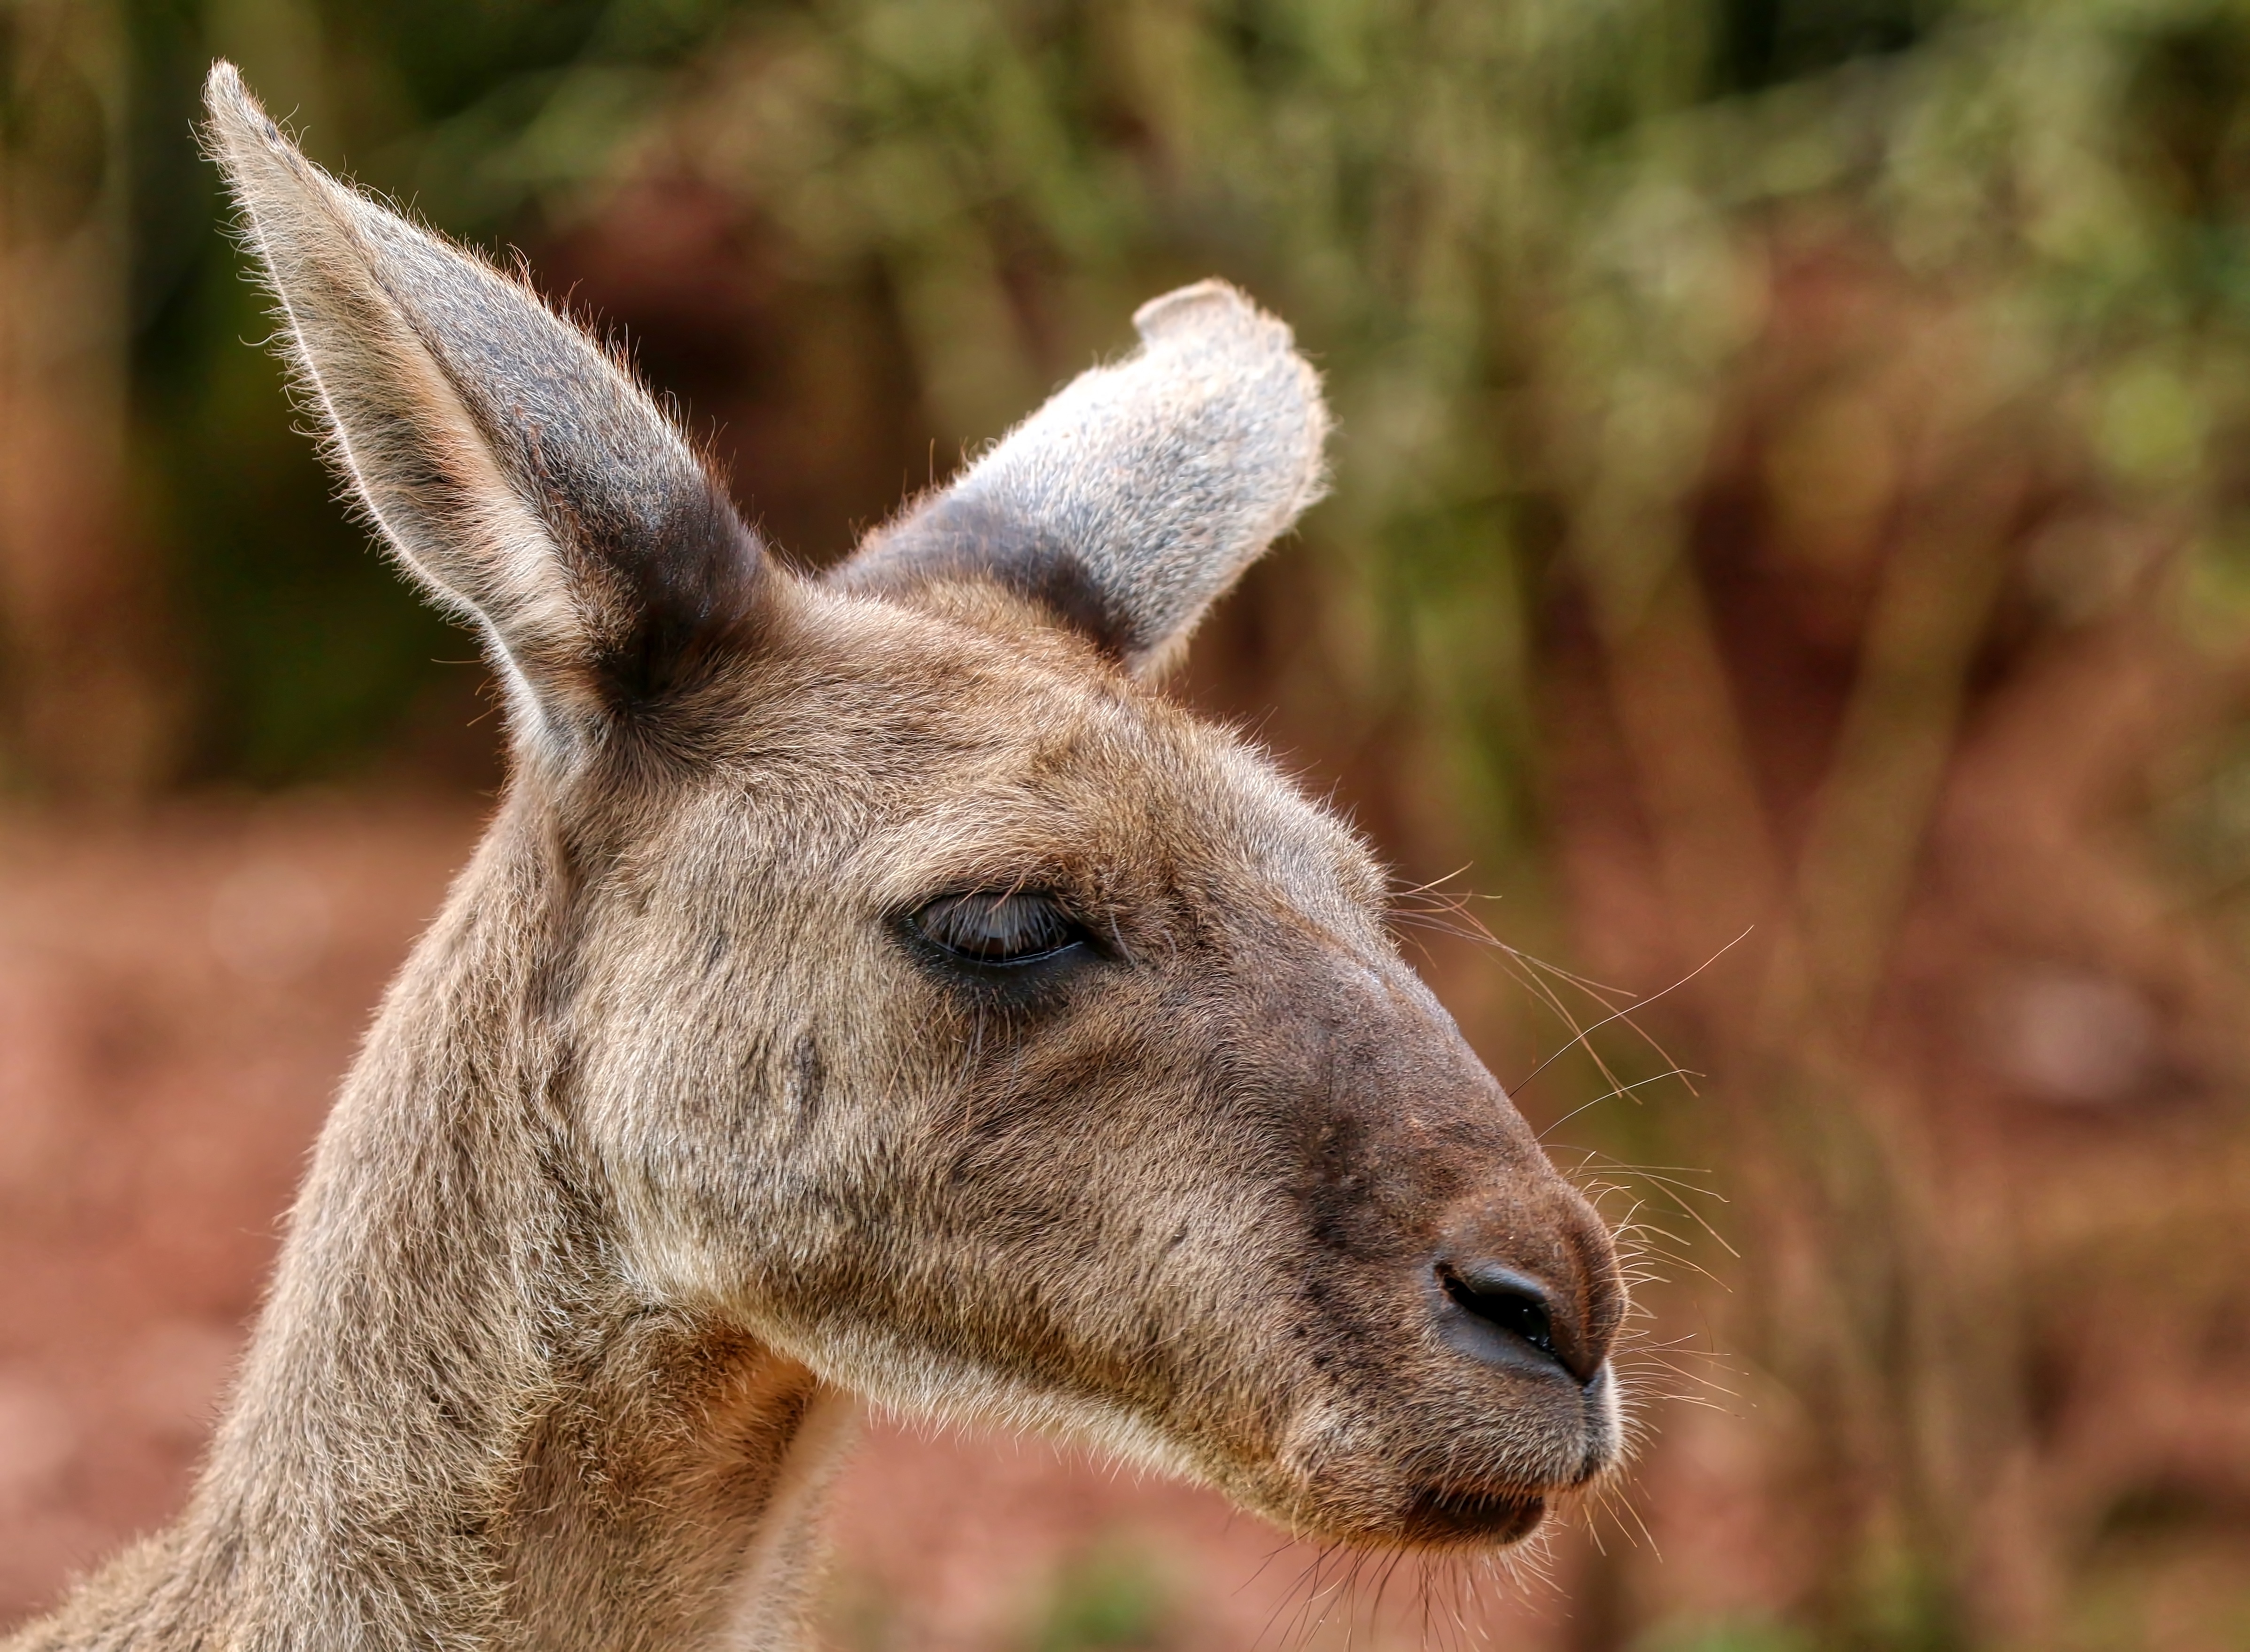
[0,0,172,803]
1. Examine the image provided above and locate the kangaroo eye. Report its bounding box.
[910,891,1086,965]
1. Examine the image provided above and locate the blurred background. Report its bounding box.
[4,0,2250,1647]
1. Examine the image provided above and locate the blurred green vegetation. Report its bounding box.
[6,0,2238,806]
[1022,1544,1175,1652]
[29,0,2247,829]
[19,0,1992,788]
[1633,1622,1813,1652]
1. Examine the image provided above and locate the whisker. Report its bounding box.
[1513,926,1753,1093]
[1535,1067,1701,1140]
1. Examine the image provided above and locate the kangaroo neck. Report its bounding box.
[8,836,858,1652]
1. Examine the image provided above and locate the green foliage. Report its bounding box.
[129,0,2250,811]
[1024,1543,1175,1652]
[1635,1619,1815,1652]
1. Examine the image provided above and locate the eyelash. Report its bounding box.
[906,890,1092,968]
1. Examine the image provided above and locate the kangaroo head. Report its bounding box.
[207,64,1624,1550]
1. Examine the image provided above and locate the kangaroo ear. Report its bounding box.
[203,63,770,756]
[834,282,1328,676]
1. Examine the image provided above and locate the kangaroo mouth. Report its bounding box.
[1397,1483,1549,1545]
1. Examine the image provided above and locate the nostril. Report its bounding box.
[1440,1266,1557,1361]
[1433,1261,1580,1379]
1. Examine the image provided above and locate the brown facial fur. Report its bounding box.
[2,64,1626,1652]
[576,585,1624,1539]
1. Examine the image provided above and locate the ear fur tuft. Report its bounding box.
[836,280,1329,675]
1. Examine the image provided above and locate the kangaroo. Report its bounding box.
[6,63,1626,1652]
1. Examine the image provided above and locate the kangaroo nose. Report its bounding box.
[1431,1200,1620,1384]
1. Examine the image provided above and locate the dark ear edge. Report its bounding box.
[578,462,774,718]
[835,495,1137,663]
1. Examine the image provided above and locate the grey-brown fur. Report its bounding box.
[5,63,1627,1652]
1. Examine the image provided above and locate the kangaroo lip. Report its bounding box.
[1401,1483,1548,1544]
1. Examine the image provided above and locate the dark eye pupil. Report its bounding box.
[915,893,1080,963]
